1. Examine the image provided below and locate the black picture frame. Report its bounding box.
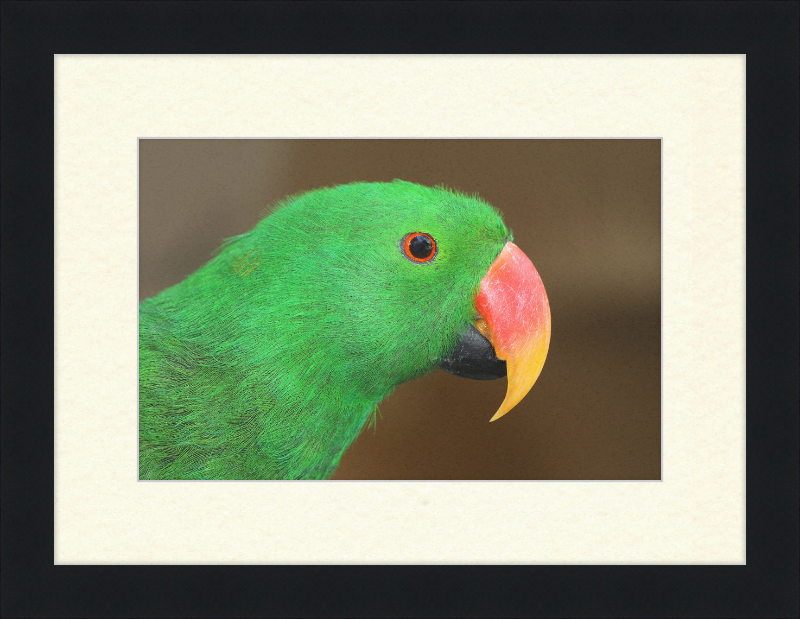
[2,2,797,617]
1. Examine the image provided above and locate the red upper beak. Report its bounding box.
[475,242,551,421]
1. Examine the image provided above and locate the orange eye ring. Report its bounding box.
[402,232,437,263]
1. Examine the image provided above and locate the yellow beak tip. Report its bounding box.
[488,406,511,422]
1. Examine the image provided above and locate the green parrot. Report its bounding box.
[139,180,550,480]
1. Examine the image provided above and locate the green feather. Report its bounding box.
[139,180,509,479]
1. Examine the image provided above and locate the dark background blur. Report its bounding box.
[139,139,661,480]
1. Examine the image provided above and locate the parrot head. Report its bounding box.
[224,179,550,422]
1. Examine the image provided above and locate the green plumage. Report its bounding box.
[139,180,509,479]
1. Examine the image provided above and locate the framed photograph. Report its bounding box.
[3,2,796,617]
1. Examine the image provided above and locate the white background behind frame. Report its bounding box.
[54,55,745,564]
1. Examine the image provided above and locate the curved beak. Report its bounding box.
[475,242,551,421]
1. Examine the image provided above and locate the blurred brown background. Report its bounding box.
[139,139,661,480]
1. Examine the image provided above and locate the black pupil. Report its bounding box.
[409,235,433,259]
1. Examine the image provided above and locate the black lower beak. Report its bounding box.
[439,323,507,380]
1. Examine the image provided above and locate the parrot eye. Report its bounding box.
[402,233,437,263]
